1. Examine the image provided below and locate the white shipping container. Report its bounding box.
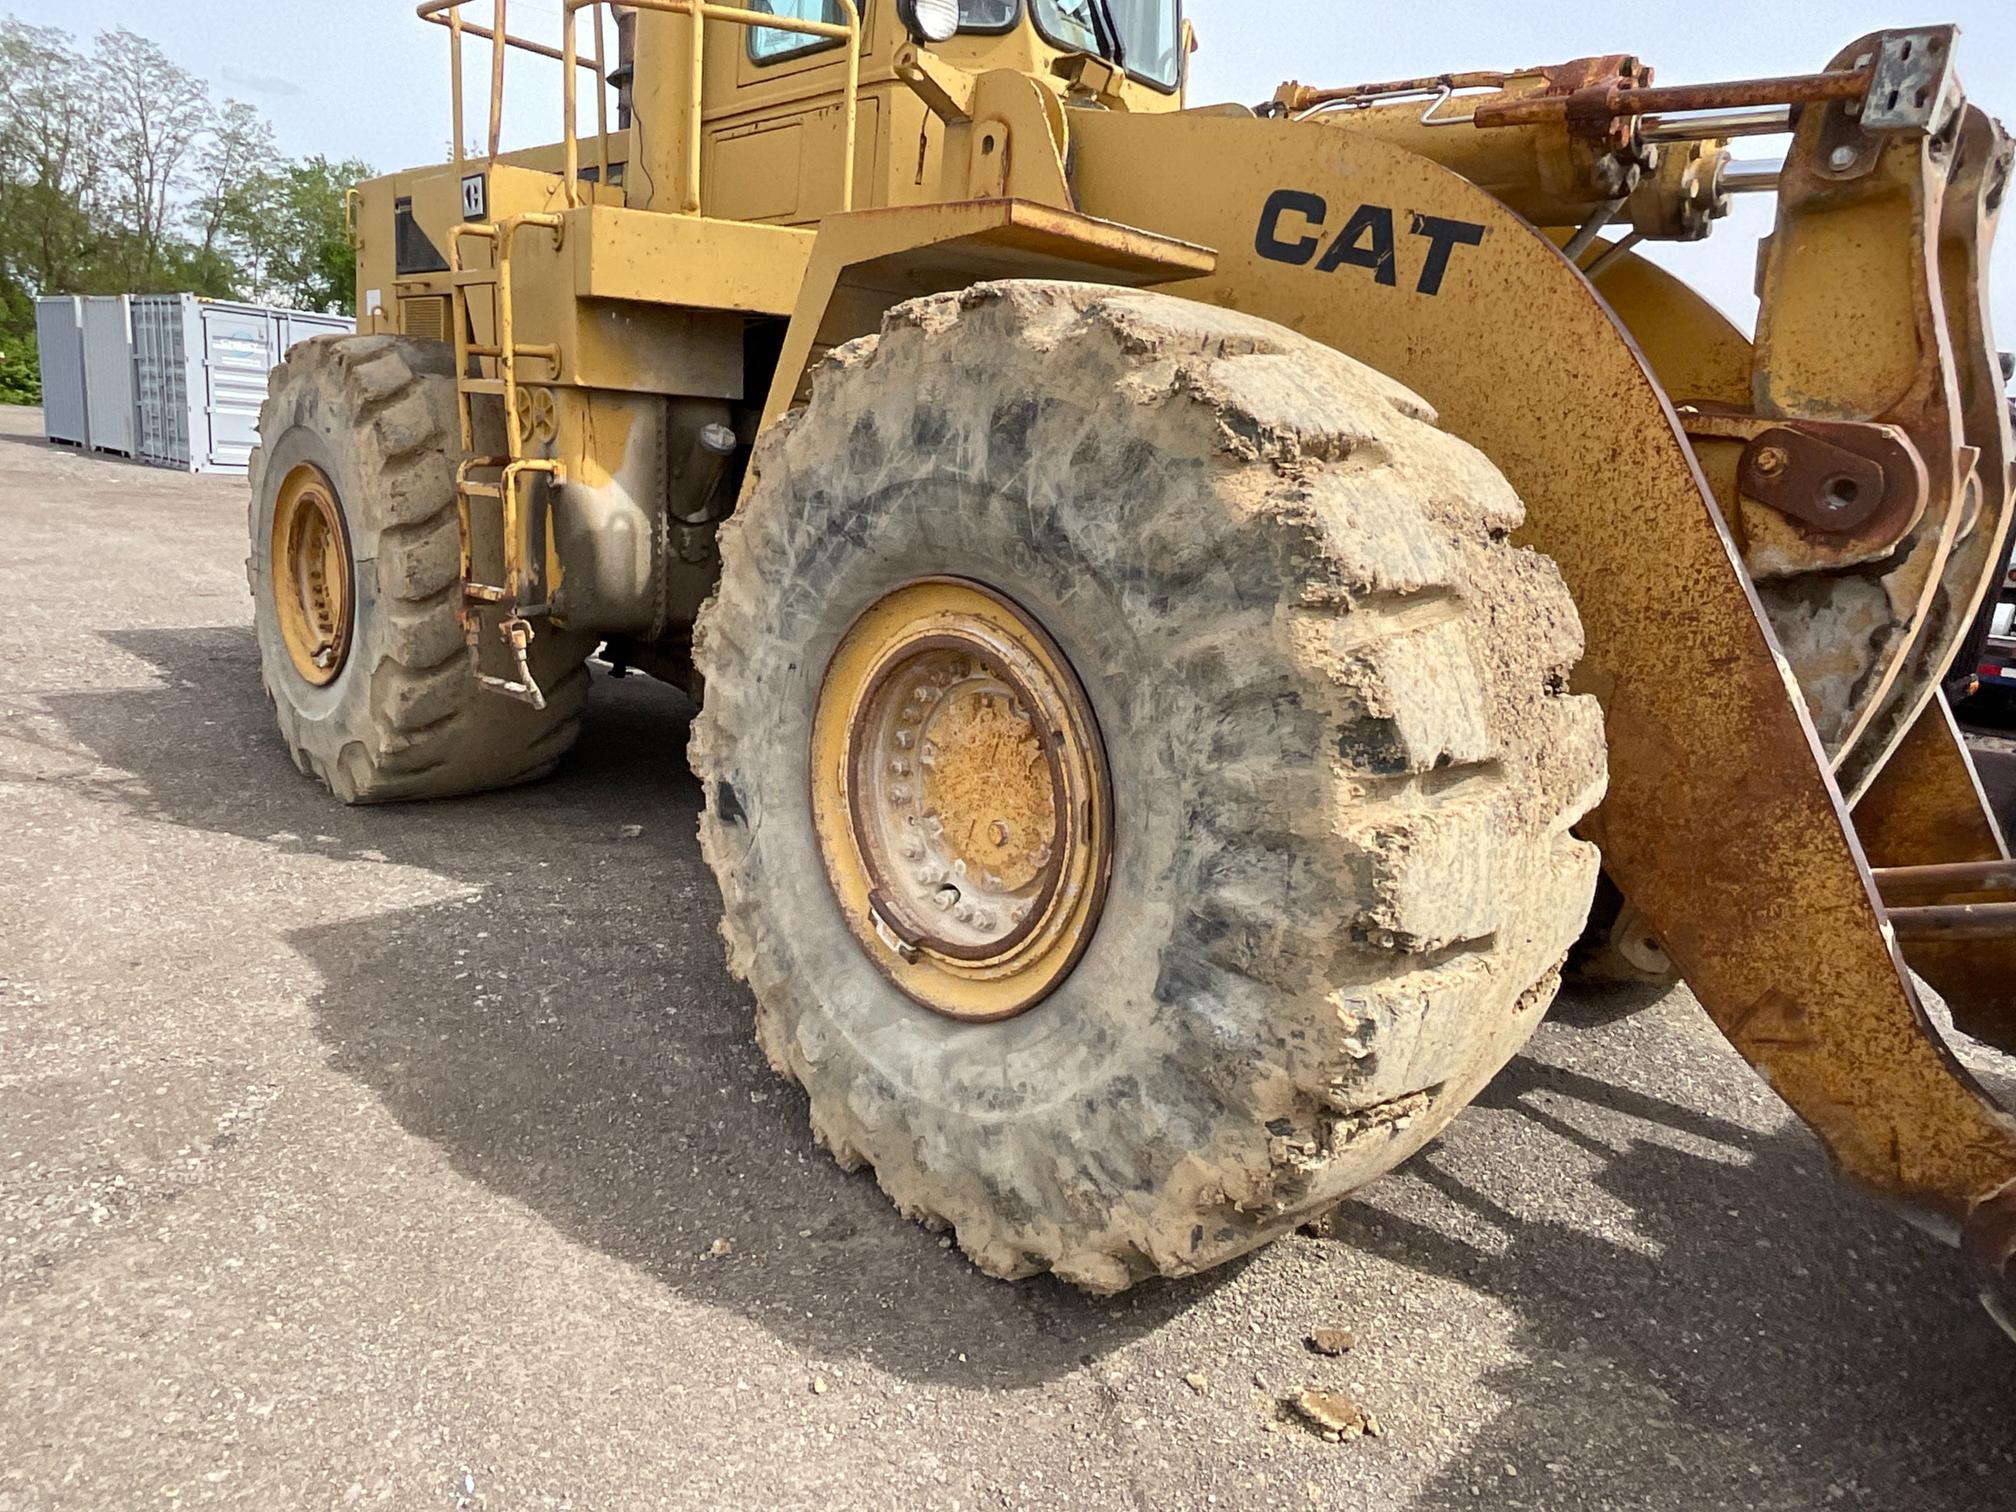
[32,296,89,447]
[81,295,137,457]
[132,296,354,474]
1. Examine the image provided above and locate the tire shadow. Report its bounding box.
[1545,979,1672,1029]
[46,623,2016,1456]
[38,623,1230,1389]
[1323,1047,2016,1510]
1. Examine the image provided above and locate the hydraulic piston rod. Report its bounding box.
[1722,158,1784,194]
[1641,106,1794,141]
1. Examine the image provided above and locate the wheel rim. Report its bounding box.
[270,463,353,687]
[811,579,1113,1023]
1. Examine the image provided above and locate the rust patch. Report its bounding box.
[1731,989,1815,1051]
[1739,424,1920,541]
[922,686,1058,893]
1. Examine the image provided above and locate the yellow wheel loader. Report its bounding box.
[248,1,2016,1319]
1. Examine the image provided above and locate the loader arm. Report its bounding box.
[1051,108,2016,1289]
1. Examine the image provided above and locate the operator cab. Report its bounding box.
[618,0,1192,226]
[855,0,1185,92]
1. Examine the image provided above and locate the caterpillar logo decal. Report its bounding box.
[1255,189,1486,296]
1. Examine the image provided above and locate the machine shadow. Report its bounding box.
[1331,1054,2016,1510]
[49,625,2015,1428]
[40,623,1228,1388]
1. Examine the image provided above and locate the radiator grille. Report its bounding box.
[400,295,450,344]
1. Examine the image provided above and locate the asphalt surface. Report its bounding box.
[4,402,2016,1512]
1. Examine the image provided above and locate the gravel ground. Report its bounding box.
[3,403,2015,1512]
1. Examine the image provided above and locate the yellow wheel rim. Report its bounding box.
[811,579,1114,1023]
[270,463,353,687]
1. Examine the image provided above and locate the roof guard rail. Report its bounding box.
[560,0,861,215]
[418,1,862,218]
[418,0,611,168]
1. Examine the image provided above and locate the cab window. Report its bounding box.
[954,0,1019,29]
[1031,0,1182,90]
[748,0,862,65]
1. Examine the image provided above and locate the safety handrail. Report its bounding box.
[561,0,862,215]
[418,1,861,217]
[418,0,611,166]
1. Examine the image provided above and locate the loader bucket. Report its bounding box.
[1060,38,2016,1316]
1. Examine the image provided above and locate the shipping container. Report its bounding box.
[132,296,354,474]
[81,295,138,457]
[32,296,89,447]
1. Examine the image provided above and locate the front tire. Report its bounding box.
[692,282,1607,1291]
[248,335,591,803]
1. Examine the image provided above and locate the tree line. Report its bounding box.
[0,17,371,402]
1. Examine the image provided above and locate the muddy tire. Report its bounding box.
[691,282,1607,1291]
[248,334,592,804]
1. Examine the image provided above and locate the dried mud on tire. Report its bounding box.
[248,334,593,803]
[692,281,1608,1291]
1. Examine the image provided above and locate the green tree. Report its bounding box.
[227,156,368,315]
[0,332,39,404]
[0,21,106,307]
[191,99,275,260]
[93,27,209,286]
[0,15,372,400]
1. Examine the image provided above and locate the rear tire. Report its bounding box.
[692,282,1607,1291]
[248,334,592,803]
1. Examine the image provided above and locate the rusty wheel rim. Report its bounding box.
[270,463,353,687]
[810,579,1113,1023]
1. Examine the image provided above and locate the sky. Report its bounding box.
[15,0,2016,337]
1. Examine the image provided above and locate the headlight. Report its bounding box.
[899,0,960,43]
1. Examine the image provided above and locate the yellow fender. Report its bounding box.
[1063,111,2016,1278]
[763,109,2016,1286]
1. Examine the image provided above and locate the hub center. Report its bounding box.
[809,579,1112,1022]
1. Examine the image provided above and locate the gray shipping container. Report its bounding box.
[81,295,138,457]
[132,296,354,474]
[32,296,89,447]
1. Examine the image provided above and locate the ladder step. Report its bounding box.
[453,270,499,287]
[460,481,505,499]
[466,344,560,361]
[459,378,509,396]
